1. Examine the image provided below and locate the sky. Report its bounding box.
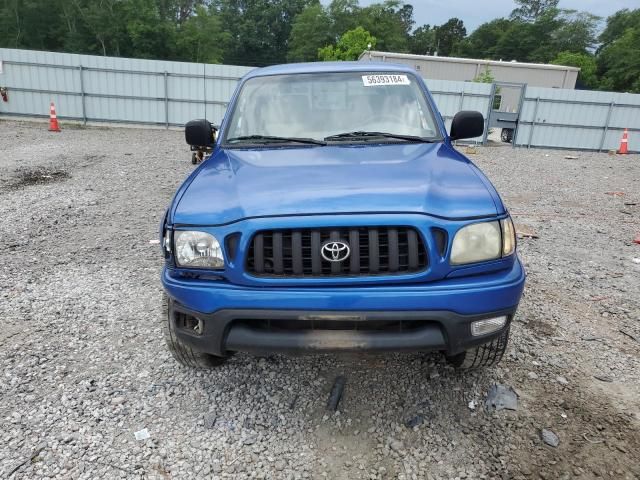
[321,0,637,32]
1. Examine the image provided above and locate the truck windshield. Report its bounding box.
[224,72,442,145]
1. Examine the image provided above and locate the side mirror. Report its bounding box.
[450,111,484,141]
[185,119,217,147]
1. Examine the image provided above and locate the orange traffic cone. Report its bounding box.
[617,128,629,154]
[48,102,61,132]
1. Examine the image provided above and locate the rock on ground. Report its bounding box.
[0,121,639,479]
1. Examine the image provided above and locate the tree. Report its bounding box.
[510,0,559,22]
[122,0,177,59]
[213,0,316,66]
[434,18,465,56]
[552,10,600,54]
[176,5,228,63]
[73,0,127,56]
[551,51,598,89]
[409,25,435,55]
[287,3,333,62]
[359,0,412,52]
[318,26,376,61]
[327,0,361,39]
[597,25,640,93]
[454,18,513,58]
[599,8,640,48]
[597,9,640,93]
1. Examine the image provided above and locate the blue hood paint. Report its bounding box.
[172,143,502,226]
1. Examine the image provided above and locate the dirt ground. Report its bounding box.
[0,120,639,479]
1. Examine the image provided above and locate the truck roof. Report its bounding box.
[245,61,416,78]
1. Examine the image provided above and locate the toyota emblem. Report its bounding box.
[321,240,351,262]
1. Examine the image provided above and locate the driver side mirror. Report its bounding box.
[450,111,484,141]
[185,119,218,147]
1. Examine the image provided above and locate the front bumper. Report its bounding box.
[162,257,525,356]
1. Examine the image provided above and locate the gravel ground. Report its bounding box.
[1,120,639,480]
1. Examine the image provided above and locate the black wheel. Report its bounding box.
[501,129,513,143]
[162,294,228,369]
[191,152,198,165]
[446,327,510,370]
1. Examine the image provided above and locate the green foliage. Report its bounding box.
[598,8,640,48]
[287,4,333,62]
[552,51,598,89]
[552,10,601,54]
[409,25,435,55]
[213,0,316,66]
[472,67,495,84]
[358,0,411,52]
[456,7,599,64]
[597,8,640,93]
[510,0,559,22]
[176,5,228,63]
[454,18,513,58]
[597,23,640,93]
[327,0,361,38]
[0,0,637,94]
[433,18,466,56]
[318,27,376,61]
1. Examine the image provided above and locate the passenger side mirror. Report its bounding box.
[185,119,217,147]
[450,111,484,141]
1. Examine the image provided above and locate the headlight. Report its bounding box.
[451,221,501,265]
[501,217,516,257]
[174,231,224,269]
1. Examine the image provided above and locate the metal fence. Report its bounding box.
[422,79,492,143]
[0,48,253,127]
[1,48,638,152]
[515,86,640,152]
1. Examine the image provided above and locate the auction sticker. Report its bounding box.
[362,74,411,86]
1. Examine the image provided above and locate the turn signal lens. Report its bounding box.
[501,217,516,257]
[471,316,507,336]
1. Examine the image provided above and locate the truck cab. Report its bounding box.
[160,62,525,370]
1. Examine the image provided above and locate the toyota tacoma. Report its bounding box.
[160,62,526,369]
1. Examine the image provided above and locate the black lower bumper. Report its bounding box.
[168,298,517,357]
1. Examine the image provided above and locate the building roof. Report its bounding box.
[359,51,580,72]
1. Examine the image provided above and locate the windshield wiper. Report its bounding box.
[226,135,326,146]
[324,131,437,143]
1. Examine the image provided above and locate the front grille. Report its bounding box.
[246,227,427,277]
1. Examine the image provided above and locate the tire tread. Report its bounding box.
[161,294,227,369]
[449,327,510,370]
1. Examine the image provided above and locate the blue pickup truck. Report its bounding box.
[160,62,525,370]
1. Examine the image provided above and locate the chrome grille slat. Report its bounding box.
[246,227,427,278]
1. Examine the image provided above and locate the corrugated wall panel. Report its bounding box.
[425,79,491,141]
[0,48,252,126]
[515,85,640,151]
[2,48,639,152]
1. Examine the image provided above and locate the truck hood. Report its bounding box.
[172,143,501,225]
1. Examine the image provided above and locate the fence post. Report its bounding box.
[78,65,87,125]
[512,83,527,148]
[203,63,207,120]
[599,101,615,152]
[164,71,169,129]
[527,97,540,149]
[482,83,496,146]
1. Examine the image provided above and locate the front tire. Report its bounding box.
[446,327,510,370]
[162,294,228,369]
